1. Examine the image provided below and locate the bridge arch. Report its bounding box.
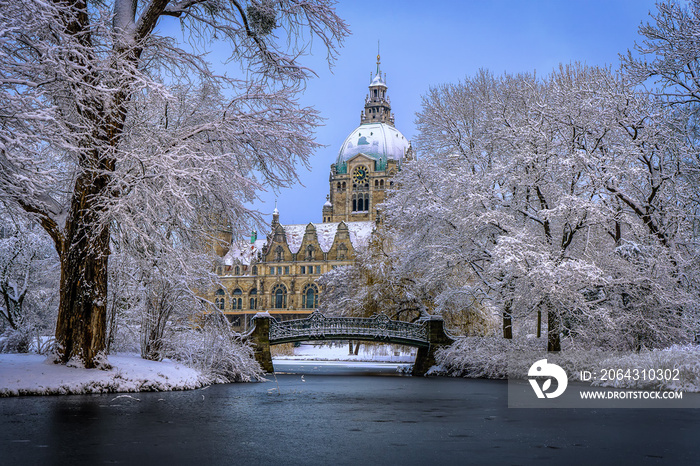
[243,311,454,376]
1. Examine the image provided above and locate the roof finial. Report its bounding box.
[376,40,381,76]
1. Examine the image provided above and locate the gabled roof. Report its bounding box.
[283,221,374,253]
[223,239,266,266]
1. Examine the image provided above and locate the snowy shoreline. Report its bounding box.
[0,353,207,397]
[0,344,417,397]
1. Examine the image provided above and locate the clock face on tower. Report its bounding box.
[352,165,368,183]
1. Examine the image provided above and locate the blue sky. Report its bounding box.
[251,0,659,227]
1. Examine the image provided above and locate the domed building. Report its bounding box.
[323,60,412,223]
[212,56,412,330]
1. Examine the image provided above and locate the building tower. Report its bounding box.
[324,54,412,223]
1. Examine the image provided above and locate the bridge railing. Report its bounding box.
[268,311,429,345]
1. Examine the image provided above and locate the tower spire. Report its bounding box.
[361,48,394,126]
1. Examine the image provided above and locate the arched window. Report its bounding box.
[249,289,258,310]
[352,193,370,212]
[337,182,341,192]
[275,245,284,262]
[234,265,240,275]
[252,265,258,276]
[272,284,287,309]
[380,179,384,189]
[215,289,225,310]
[302,284,318,309]
[231,289,242,310]
[342,182,346,190]
[306,245,315,261]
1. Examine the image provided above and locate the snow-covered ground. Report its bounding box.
[0,353,206,397]
[273,342,416,363]
[0,343,415,397]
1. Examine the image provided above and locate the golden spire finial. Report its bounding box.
[376,40,381,75]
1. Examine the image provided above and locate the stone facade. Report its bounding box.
[209,56,410,331]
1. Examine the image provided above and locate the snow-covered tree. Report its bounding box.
[0,213,59,351]
[0,0,348,367]
[382,63,698,352]
[623,0,700,107]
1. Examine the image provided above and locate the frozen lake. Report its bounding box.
[1,362,698,465]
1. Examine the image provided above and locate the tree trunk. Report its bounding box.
[54,171,111,368]
[354,342,360,355]
[547,309,561,352]
[502,299,513,339]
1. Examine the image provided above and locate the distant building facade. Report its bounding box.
[211,56,412,330]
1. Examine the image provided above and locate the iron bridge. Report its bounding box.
[268,311,430,347]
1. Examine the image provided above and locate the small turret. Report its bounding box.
[322,195,333,223]
[360,50,394,126]
[271,201,280,228]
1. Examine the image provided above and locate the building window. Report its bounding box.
[270,267,275,275]
[234,266,240,275]
[285,266,290,275]
[232,289,242,310]
[352,193,370,212]
[380,179,384,189]
[272,284,287,309]
[300,265,306,274]
[249,289,257,310]
[252,266,258,275]
[302,284,319,309]
[316,266,321,274]
[277,266,282,275]
[275,246,284,262]
[215,289,225,310]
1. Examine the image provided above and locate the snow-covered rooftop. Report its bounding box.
[370,73,387,88]
[223,238,266,266]
[337,122,408,165]
[283,221,374,253]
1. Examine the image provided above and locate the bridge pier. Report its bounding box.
[246,312,274,373]
[412,315,455,377]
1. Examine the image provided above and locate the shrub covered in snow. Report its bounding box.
[165,317,263,383]
[436,337,700,392]
[593,345,700,392]
[435,336,546,379]
[0,328,31,353]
